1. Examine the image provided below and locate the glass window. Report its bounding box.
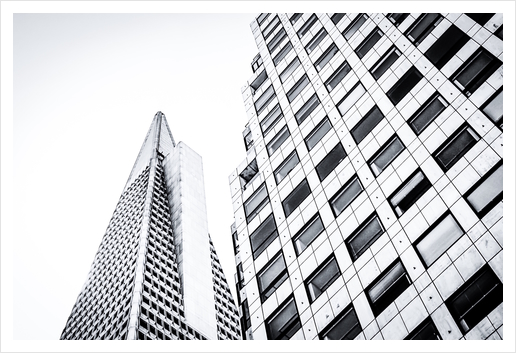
[388,169,432,217]
[465,13,495,26]
[297,14,318,38]
[408,93,448,135]
[266,125,290,156]
[368,135,405,176]
[274,150,300,184]
[414,212,464,267]
[273,42,293,66]
[254,85,276,115]
[290,13,302,25]
[244,129,253,151]
[370,46,401,80]
[295,94,320,125]
[305,255,340,302]
[257,13,270,25]
[351,105,385,144]
[287,74,310,103]
[345,213,384,261]
[282,179,311,218]
[405,13,442,46]
[257,252,288,302]
[262,15,280,40]
[244,183,269,223]
[494,25,503,40]
[337,82,366,116]
[366,259,411,316]
[314,43,339,72]
[251,53,263,73]
[481,88,503,128]
[464,163,503,218]
[305,28,328,54]
[315,143,347,181]
[343,14,368,41]
[250,69,268,95]
[446,264,502,334]
[249,213,278,259]
[424,25,469,69]
[260,104,283,136]
[265,296,301,340]
[305,117,332,151]
[239,158,259,188]
[387,66,423,105]
[433,124,480,171]
[325,61,351,92]
[331,13,345,25]
[405,317,442,340]
[387,13,409,26]
[279,57,301,83]
[355,27,383,59]
[267,28,287,53]
[330,175,363,217]
[319,304,362,340]
[293,213,324,255]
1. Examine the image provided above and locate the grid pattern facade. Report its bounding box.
[229,13,503,340]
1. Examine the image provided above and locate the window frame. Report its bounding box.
[290,13,302,25]
[331,13,345,25]
[267,28,287,54]
[292,213,325,255]
[355,27,383,59]
[244,183,270,224]
[314,43,339,72]
[386,66,423,106]
[387,13,409,27]
[265,295,301,340]
[424,24,469,70]
[305,28,328,54]
[274,150,300,184]
[345,212,385,261]
[254,85,276,115]
[480,87,503,129]
[388,168,432,217]
[279,57,301,83]
[367,134,405,176]
[260,104,283,136]
[286,74,310,103]
[407,93,449,135]
[369,45,401,80]
[304,116,333,151]
[262,15,280,40]
[336,81,366,117]
[464,161,503,218]
[295,93,320,125]
[342,13,368,41]
[325,61,351,92]
[257,13,271,25]
[266,125,290,156]
[304,255,341,303]
[404,317,442,340]
[432,123,480,171]
[297,14,318,38]
[249,213,278,259]
[350,105,385,145]
[315,142,348,181]
[318,304,362,340]
[273,42,293,66]
[282,178,312,218]
[257,251,288,302]
[405,13,443,46]
[329,174,364,217]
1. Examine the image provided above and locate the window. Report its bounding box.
[345,213,385,261]
[279,57,301,83]
[257,13,270,25]
[241,299,251,337]
[265,295,301,340]
[424,25,469,69]
[330,175,363,217]
[297,14,318,38]
[405,317,442,340]
[282,179,311,218]
[433,124,480,171]
[273,42,293,66]
[355,27,383,59]
[254,85,276,115]
[249,213,278,259]
[315,143,347,181]
[305,255,340,302]
[239,158,259,189]
[244,183,269,223]
[387,66,423,105]
[494,25,503,40]
[366,259,411,316]
[408,93,449,135]
[262,16,280,40]
[336,82,366,116]
[274,150,300,184]
[446,264,502,334]
[314,43,339,71]
[305,28,328,54]
[405,13,442,46]
[368,135,405,176]
[290,13,302,25]
[414,212,464,268]
[266,125,290,156]
[251,53,263,73]
[305,117,332,151]
[287,74,310,103]
[464,162,503,218]
[343,14,368,40]
[481,88,503,128]
[388,169,431,217]
[387,13,409,26]
[293,213,324,255]
[325,61,351,92]
[450,48,502,96]
[350,105,385,144]
[260,104,283,136]
[244,128,253,151]
[331,13,345,25]
[319,304,361,340]
[295,94,320,125]
[250,69,268,95]
[370,46,401,80]
[257,252,288,302]
[465,13,495,26]
[267,28,287,53]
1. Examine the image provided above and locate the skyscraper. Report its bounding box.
[61,112,241,340]
[230,13,503,340]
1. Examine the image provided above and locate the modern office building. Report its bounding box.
[61,112,241,340]
[229,13,503,340]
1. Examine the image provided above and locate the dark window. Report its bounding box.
[405,317,442,340]
[257,252,288,302]
[481,88,503,128]
[370,46,401,80]
[388,169,432,217]
[295,94,320,125]
[266,125,290,156]
[446,264,503,334]
[368,135,405,176]
[319,304,362,340]
[330,174,363,217]
[355,27,383,59]
[424,25,469,69]
[267,28,287,53]
[345,213,385,261]
[290,13,302,25]
[265,295,301,340]
[331,13,345,25]
[257,13,270,25]
[450,48,502,97]
[274,150,300,184]
[366,259,411,316]
[405,13,442,46]
[315,143,347,181]
[305,255,341,302]
[244,183,269,223]
[336,82,366,116]
[279,57,301,83]
[260,104,283,136]
[251,54,263,73]
[387,13,409,26]
[350,105,385,144]
[494,25,503,40]
[249,213,278,259]
[297,14,318,38]
[287,74,310,103]
[262,16,280,40]
[306,28,328,54]
[325,61,351,92]
[315,43,339,71]
[343,14,368,41]
[305,117,332,151]
[293,213,324,255]
[254,85,276,115]
[387,66,423,105]
[273,42,293,66]
[408,93,449,135]
[464,162,503,218]
[433,124,480,171]
[250,69,268,95]
[465,13,495,26]
[282,179,311,218]
[244,129,253,151]
[239,158,259,188]
[241,299,251,337]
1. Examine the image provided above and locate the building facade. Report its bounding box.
[229,13,503,340]
[61,112,241,340]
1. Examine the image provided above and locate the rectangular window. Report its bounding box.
[481,88,503,128]
[287,74,310,103]
[331,13,345,25]
[250,69,268,95]
[297,14,318,38]
[451,48,502,97]
[254,85,276,115]
[260,104,283,136]
[330,174,363,217]
[266,125,290,156]
[267,28,287,53]
[368,135,405,176]
[343,13,368,41]
[315,143,347,181]
[494,25,503,40]
[257,252,288,302]
[239,158,259,188]
[345,213,385,261]
[366,259,411,316]
[387,66,423,105]
[273,42,293,66]
[424,24,469,69]
[257,13,270,25]
[305,255,341,302]
[290,13,302,25]
[251,53,263,73]
[282,179,311,218]
[465,13,495,26]
[244,183,269,223]
[265,296,301,340]
[405,317,442,340]
[295,94,320,125]
[293,213,324,255]
[262,15,280,40]
[305,117,332,151]
[244,129,253,151]
[279,57,301,83]
[433,124,480,171]
[274,150,300,184]
[387,13,409,26]
[337,82,366,116]
[319,304,362,340]
[325,61,351,92]
[405,13,442,46]
[351,105,385,144]
[388,169,432,217]
[355,27,383,59]
[314,43,339,71]
[305,28,328,54]
[414,212,464,268]
[408,93,448,135]
[370,46,401,80]
[464,162,503,218]
[446,264,503,334]
[249,213,278,259]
